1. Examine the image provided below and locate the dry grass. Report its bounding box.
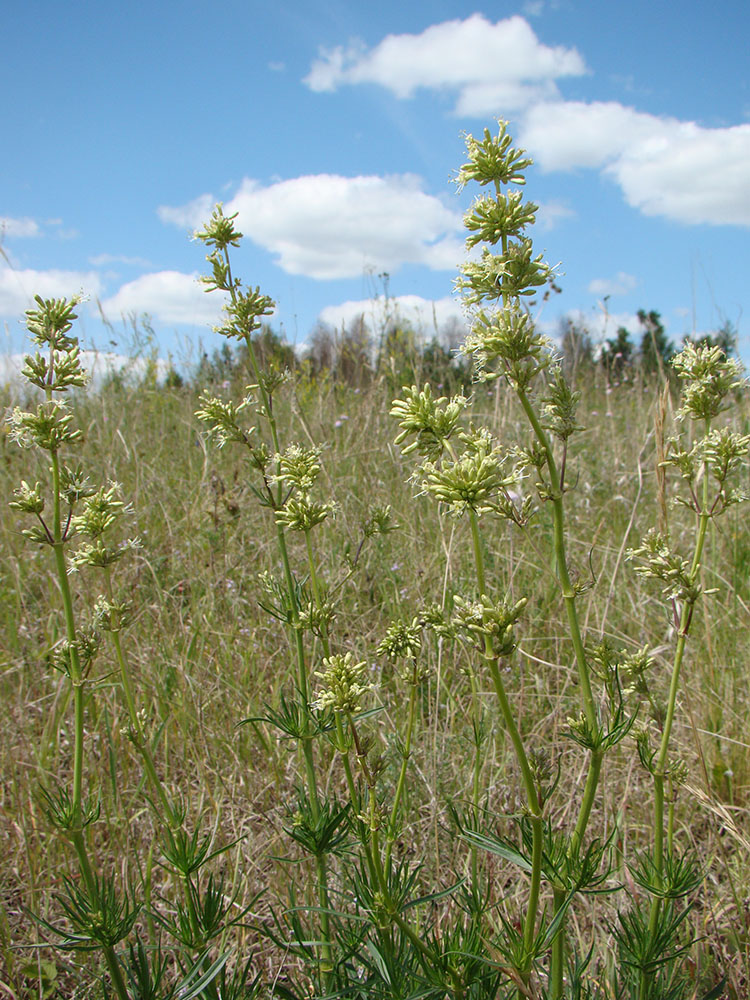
[1,367,749,997]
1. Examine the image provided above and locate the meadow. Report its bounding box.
[1,123,749,1000]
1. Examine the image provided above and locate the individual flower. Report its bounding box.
[270,445,323,492]
[71,483,130,540]
[9,480,45,515]
[195,391,255,448]
[7,401,81,451]
[24,294,80,350]
[419,433,519,518]
[390,384,468,459]
[461,306,550,387]
[455,121,533,190]
[626,529,699,604]
[463,190,538,249]
[377,618,422,661]
[92,595,132,632]
[452,593,527,658]
[672,343,745,421]
[275,496,335,532]
[313,652,371,714]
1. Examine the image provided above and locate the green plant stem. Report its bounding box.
[444,440,484,884]
[468,509,542,980]
[48,450,131,1000]
[550,887,566,999]
[468,666,482,887]
[50,451,86,818]
[640,418,712,1000]
[514,390,600,998]
[103,568,179,829]
[235,317,334,981]
[385,669,418,871]
[515,390,596,732]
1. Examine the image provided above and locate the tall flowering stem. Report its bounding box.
[627,344,748,999]
[9,297,131,1000]
[455,121,604,994]
[194,207,335,979]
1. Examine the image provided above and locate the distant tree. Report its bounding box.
[440,315,468,352]
[559,318,594,378]
[306,322,336,374]
[637,309,674,377]
[305,318,374,386]
[164,366,184,389]
[419,338,471,392]
[600,326,634,384]
[684,319,738,357]
[338,316,373,387]
[195,341,238,386]
[240,324,296,372]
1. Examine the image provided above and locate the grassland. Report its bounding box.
[1,350,749,998]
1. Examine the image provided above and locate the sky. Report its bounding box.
[2,0,749,372]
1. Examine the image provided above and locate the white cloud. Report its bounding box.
[304,14,586,116]
[318,294,467,339]
[0,265,103,318]
[226,174,464,278]
[0,216,41,239]
[0,351,172,391]
[521,101,661,170]
[522,101,750,226]
[100,271,227,327]
[588,271,638,297]
[162,174,464,280]
[561,308,642,344]
[157,194,216,231]
[535,200,575,230]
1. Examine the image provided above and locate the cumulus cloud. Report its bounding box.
[302,14,749,230]
[588,271,638,297]
[521,101,750,226]
[304,14,586,116]
[157,194,216,231]
[0,216,41,239]
[559,308,642,345]
[535,200,575,230]
[318,294,467,340]
[161,174,464,280]
[100,271,227,327]
[0,265,103,318]
[0,351,172,391]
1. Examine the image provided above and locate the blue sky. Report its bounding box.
[2,0,749,369]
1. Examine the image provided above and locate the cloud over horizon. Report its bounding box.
[100,271,227,327]
[317,293,466,340]
[160,174,465,280]
[0,265,103,319]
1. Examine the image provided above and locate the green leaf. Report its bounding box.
[459,830,532,872]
